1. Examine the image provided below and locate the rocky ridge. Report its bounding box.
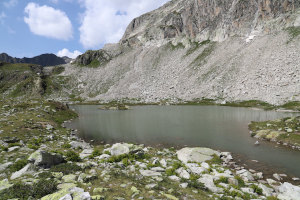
[0,53,69,67]
[64,0,300,105]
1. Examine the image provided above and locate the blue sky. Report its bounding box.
[0,0,169,58]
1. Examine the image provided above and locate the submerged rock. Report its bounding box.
[176,147,218,163]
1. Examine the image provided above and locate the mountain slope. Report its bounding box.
[0,53,68,66]
[49,0,300,104]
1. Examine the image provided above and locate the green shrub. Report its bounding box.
[62,143,72,149]
[122,158,129,167]
[165,168,176,176]
[89,148,102,159]
[207,154,222,165]
[10,159,28,172]
[8,143,21,148]
[0,179,57,200]
[0,146,8,152]
[250,184,263,195]
[65,150,81,162]
[214,176,229,185]
[50,163,81,175]
[234,175,245,188]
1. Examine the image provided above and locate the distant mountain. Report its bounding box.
[0,53,69,66]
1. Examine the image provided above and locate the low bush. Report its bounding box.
[50,163,82,175]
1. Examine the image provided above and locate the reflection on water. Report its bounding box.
[67,105,300,177]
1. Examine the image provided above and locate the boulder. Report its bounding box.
[41,186,91,200]
[258,183,273,197]
[277,182,300,200]
[11,163,36,180]
[175,167,190,179]
[176,147,219,163]
[80,149,94,159]
[186,163,207,175]
[140,169,162,177]
[110,143,132,156]
[70,141,91,149]
[198,174,223,193]
[28,150,65,168]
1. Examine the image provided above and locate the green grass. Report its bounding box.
[191,42,216,66]
[185,40,211,57]
[9,159,28,173]
[0,179,58,200]
[65,150,81,162]
[278,101,300,111]
[286,26,300,42]
[50,163,82,175]
[224,100,274,110]
[0,63,34,72]
[87,59,100,68]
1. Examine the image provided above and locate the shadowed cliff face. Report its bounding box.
[121,0,300,46]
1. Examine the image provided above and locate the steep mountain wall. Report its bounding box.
[67,0,300,104]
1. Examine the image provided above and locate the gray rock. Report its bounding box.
[110,143,131,156]
[8,146,20,152]
[28,150,65,168]
[140,170,162,177]
[0,162,13,172]
[70,141,91,149]
[80,149,94,159]
[175,167,190,179]
[198,174,223,193]
[176,147,218,163]
[277,182,300,200]
[11,163,36,180]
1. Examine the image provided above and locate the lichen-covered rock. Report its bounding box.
[176,147,218,163]
[28,150,65,168]
[41,187,91,200]
[10,163,36,180]
[0,179,13,192]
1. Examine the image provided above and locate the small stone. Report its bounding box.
[180,183,188,188]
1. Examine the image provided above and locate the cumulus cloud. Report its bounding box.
[79,0,170,49]
[57,48,82,59]
[3,0,18,8]
[24,2,73,40]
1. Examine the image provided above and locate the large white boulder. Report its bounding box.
[277,182,300,200]
[176,147,219,163]
[110,143,132,156]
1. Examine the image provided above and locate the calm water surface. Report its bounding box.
[68,105,300,177]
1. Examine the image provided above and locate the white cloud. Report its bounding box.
[57,48,82,59]
[50,0,74,4]
[0,12,6,24]
[79,0,170,49]
[24,2,73,40]
[3,0,18,8]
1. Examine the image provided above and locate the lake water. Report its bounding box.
[67,105,300,177]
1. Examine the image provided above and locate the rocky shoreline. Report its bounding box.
[0,100,300,199]
[249,116,300,151]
